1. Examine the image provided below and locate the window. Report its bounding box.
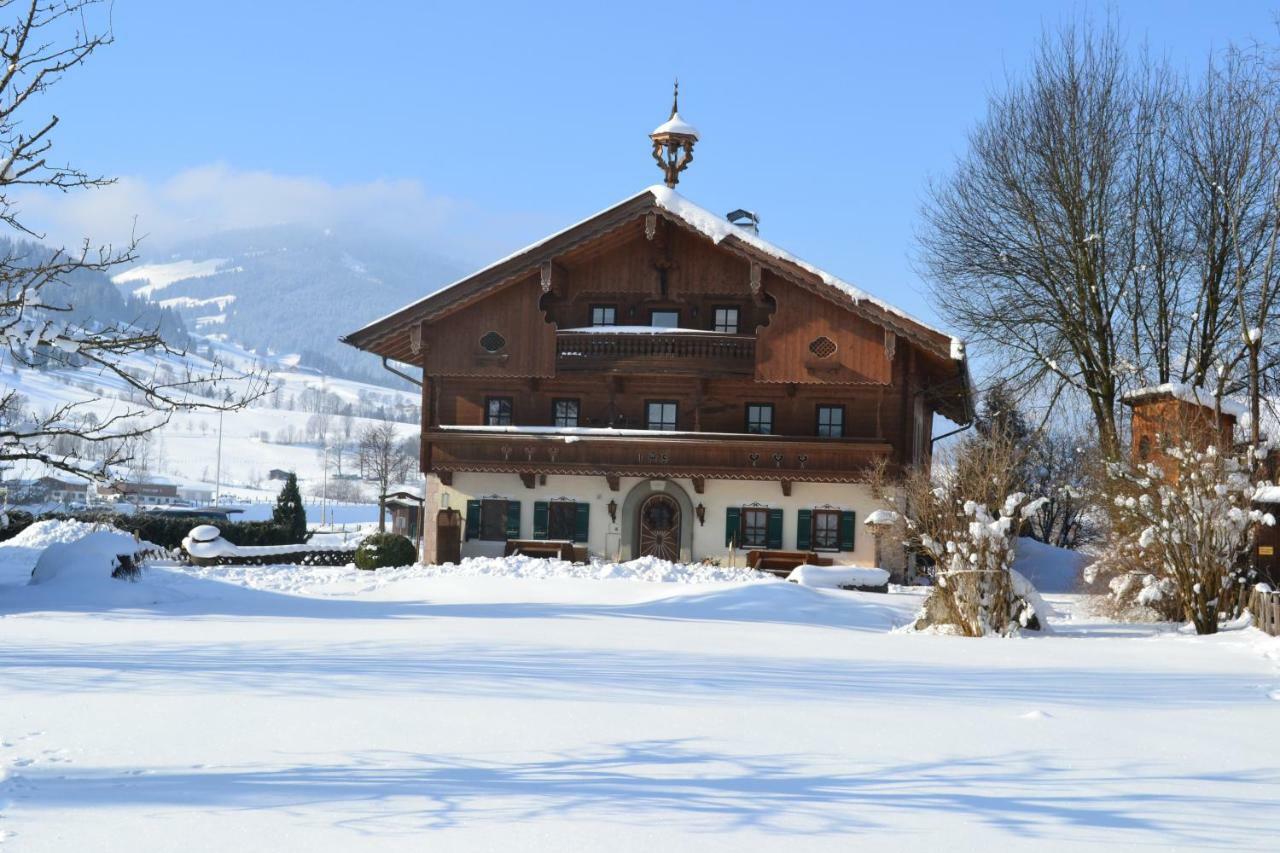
[552,398,580,428]
[817,405,844,438]
[547,501,578,540]
[650,310,680,328]
[479,331,506,353]
[812,509,841,551]
[479,499,509,541]
[745,403,774,434]
[713,306,740,333]
[741,508,769,548]
[591,305,616,326]
[647,400,677,431]
[485,396,513,426]
[1138,434,1152,461]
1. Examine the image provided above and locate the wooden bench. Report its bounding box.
[745,549,833,577]
[504,539,578,560]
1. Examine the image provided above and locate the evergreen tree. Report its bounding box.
[272,473,307,542]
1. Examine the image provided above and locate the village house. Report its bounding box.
[343,95,974,568]
[95,480,182,506]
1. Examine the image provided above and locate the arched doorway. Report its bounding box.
[637,493,681,560]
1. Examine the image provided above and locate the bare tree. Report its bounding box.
[0,1,268,482]
[919,18,1280,456]
[357,421,414,531]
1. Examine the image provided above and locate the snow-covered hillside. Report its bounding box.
[2,329,421,503]
[109,224,464,384]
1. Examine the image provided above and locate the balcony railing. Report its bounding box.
[555,330,756,376]
[423,426,893,483]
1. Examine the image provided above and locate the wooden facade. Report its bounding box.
[344,185,972,564]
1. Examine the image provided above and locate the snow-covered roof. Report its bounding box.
[645,186,960,351]
[1122,383,1248,418]
[651,112,699,139]
[344,185,967,369]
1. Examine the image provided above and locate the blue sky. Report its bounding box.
[30,0,1280,330]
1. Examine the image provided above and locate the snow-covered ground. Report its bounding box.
[1,533,1278,851]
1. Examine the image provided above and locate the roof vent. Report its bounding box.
[726,209,759,235]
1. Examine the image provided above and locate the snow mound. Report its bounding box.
[786,565,890,589]
[29,528,159,586]
[408,554,771,585]
[1012,537,1088,594]
[6,518,109,550]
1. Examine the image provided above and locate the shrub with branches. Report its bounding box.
[1103,442,1271,634]
[900,433,1048,636]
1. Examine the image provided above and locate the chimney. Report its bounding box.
[726,209,759,235]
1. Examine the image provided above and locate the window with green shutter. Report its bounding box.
[796,509,812,551]
[839,510,856,551]
[505,500,521,540]
[465,499,482,541]
[766,508,784,550]
[725,506,741,547]
[533,501,549,539]
[573,503,590,543]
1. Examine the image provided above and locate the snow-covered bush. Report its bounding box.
[354,532,417,571]
[900,434,1048,636]
[1103,442,1272,634]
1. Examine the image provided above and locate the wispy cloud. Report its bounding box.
[16,163,550,264]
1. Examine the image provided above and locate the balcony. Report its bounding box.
[555,328,756,376]
[423,426,893,485]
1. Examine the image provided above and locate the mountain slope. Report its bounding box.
[112,224,466,385]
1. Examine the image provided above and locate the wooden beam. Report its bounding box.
[780,479,792,497]
[691,476,705,494]
[438,470,452,486]
[520,473,536,489]
[606,474,620,492]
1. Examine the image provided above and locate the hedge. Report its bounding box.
[0,510,298,550]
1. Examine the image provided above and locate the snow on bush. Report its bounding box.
[7,518,108,550]
[29,526,162,586]
[910,492,1049,636]
[1105,442,1272,634]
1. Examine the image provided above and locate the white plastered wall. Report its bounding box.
[434,472,892,567]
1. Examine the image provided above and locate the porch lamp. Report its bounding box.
[650,80,699,188]
[607,499,618,522]
[695,503,705,526]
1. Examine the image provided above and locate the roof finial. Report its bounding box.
[650,82,699,188]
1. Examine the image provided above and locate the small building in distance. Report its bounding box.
[268,469,294,481]
[1123,383,1243,482]
[96,481,182,505]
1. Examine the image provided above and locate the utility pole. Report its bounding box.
[322,443,329,528]
[214,408,224,506]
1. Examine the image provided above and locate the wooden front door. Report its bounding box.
[638,494,681,561]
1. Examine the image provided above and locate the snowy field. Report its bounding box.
[2,541,1279,850]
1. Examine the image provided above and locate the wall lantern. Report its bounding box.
[695,503,706,526]
[607,499,618,522]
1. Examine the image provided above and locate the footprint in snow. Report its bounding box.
[1020,709,1053,720]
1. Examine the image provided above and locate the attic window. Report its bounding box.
[479,331,507,353]
[809,336,837,359]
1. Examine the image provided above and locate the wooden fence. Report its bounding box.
[1249,587,1280,636]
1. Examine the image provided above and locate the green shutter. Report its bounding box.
[796,509,812,551]
[766,508,784,550]
[464,499,481,541]
[505,500,521,540]
[532,501,549,539]
[574,502,590,542]
[725,506,741,547]
[839,510,856,551]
